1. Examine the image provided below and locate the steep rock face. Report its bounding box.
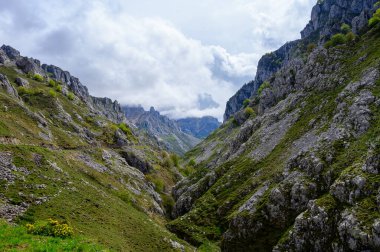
[123,106,201,155]
[176,116,221,139]
[301,0,377,38]
[42,64,90,101]
[42,64,125,123]
[223,41,299,121]
[169,1,380,250]
[0,46,126,124]
[223,0,378,122]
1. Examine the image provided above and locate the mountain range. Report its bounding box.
[1,0,380,251]
[123,106,220,155]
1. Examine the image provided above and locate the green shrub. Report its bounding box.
[258,81,271,95]
[188,159,196,166]
[67,92,75,101]
[324,33,346,48]
[180,165,196,177]
[49,89,57,98]
[17,87,43,96]
[170,154,180,167]
[26,219,73,238]
[345,32,356,43]
[340,23,351,34]
[55,85,62,93]
[243,99,250,108]
[369,8,380,27]
[307,43,316,53]
[48,79,56,87]
[244,107,256,117]
[33,74,44,82]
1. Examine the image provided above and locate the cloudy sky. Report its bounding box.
[0,0,315,120]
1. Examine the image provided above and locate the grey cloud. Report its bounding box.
[0,0,316,120]
[197,93,219,110]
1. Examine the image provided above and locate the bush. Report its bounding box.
[307,43,316,53]
[17,87,43,96]
[244,107,256,117]
[340,23,351,34]
[324,33,346,48]
[26,219,73,238]
[170,154,180,167]
[67,92,75,101]
[243,99,250,108]
[369,8,380,27]
[49,89,57,98]
[48,79,56,87]
[345,32,356,43]
[258,81,271,95]
[180,165,196,177]
[55,85,62,93]
[33,74,44,82]
[188,159,196,166]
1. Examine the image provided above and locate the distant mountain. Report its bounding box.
[123,106,201,155]
[176,116,221,139]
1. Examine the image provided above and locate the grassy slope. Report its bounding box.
[0,220,106,251]
[168,27,380,250]
[0,67,193,251]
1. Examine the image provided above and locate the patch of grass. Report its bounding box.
[0,220,107,251]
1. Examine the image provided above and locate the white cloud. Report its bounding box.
[0,0,315,121]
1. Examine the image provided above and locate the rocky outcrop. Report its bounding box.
[224,41,299,121]
[42,64,90,101]
[0,74,18,98]
[223,0,379,122]
[301,0,378,39]
[91,97,125,124]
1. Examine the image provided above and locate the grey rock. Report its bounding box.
[0,45,20,60]
[15,77,29,87]
[0,74,18,98]
[362,154,380,174]
[16,57,43,75]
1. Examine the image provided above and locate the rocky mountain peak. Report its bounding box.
[223,0,379,122]
[301,0,377,40]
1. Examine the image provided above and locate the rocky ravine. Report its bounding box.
[169,0,380,251]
